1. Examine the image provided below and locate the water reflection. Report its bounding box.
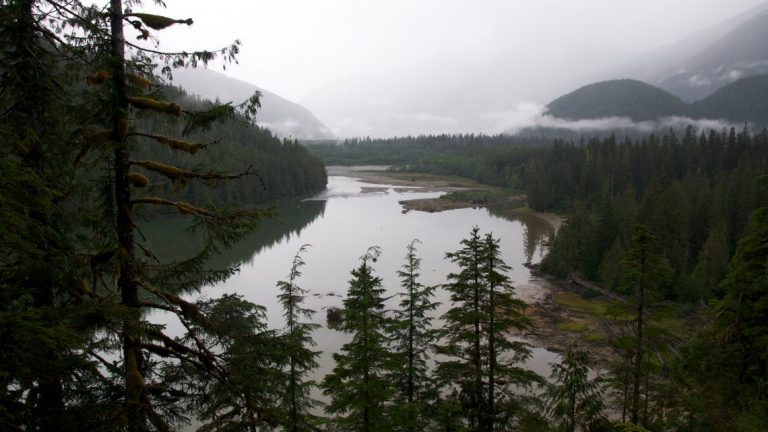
[139,199,327,270]
[487,207,554,264]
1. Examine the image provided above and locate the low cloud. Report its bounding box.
[320,101,742,139]
[477,102,742,136]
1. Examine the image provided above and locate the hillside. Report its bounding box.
[655,11,768,101]
[545,79,693,121]
[134,86,328,206]
[169,68,334,140]
[695,74,768,125]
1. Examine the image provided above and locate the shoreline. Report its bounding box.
[326,165,565,229]
[328,166,615,364]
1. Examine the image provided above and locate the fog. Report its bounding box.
[140,0,766,137]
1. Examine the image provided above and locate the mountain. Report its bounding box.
[655,11,768,101]
[544,75,768,129]
[616,2,768,101]
[168,68,333,140]
[695,74,768,125]
[545,79,693,122]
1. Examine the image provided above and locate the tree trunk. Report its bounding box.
[631,251,646,425]
[108,1,144,429]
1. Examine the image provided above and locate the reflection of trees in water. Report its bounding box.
[139,200,327,269]
[523,225,553,264]
[486,207,554,264]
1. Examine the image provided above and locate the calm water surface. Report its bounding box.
[151,174,558,387]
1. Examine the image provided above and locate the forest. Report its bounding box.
[2,1,768,431]
[308,130,768,430]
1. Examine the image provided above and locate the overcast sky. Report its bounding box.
[138,0,766,137]
[142,0,765,101]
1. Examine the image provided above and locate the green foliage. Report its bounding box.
[671,206,768,431]
[387,240,440,432]
[193,294,287,431]
[323,247,393,432]
[276,245,323,432]
[135,85,326,207]
[437,228,542,431]
[542,350,607,432]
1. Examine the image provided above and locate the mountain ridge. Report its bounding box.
[545,76,768,127]
[168,68,334,140]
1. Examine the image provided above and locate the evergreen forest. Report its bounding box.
[2,1,768,432]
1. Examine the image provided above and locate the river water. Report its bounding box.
[147,173,558,393]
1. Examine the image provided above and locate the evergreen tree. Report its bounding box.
[678,185,768,431]
[618,225,671,427]
[437,227,541,431]
[323,247,392,432]
[0,1,102,429]
[387,240,439,432]
[193,294,287,431]
[276,245,322,432]
[72,2,266,429]
[542,350,607,432]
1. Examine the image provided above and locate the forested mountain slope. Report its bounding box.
[545,76,768,128]
[694,74,768,125]
[169,68,334,139]
[545,79,694,121]
[136,86,327,206]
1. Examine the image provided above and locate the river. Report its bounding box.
[148,172,559,401]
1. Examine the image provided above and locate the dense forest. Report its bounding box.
[307,127,768,430]
[137,86,327,206]
[3,0,768,431]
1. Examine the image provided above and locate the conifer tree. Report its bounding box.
[69,1,266,429]
[619,225,671,427]
[193,294,286,431]
[438,227,485,430]
[323,247,392,432]
[276,245,322,432]
[387,240,439,432]
[0,1,99,428]
[437,227,541,432]
[542,350,607,432]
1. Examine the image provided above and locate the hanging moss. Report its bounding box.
[144,134,205,154]
[131,160,187,184]
[127,172,149,188]
[132,196,210,216]
[127,13,193,30]
[127,96,181,116]
[126,73,151,89]
[87,70,111,86]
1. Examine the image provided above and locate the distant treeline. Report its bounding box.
[534,127,768,303]
[306,127,768,304]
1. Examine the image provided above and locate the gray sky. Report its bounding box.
[144,0,764,101]
[141,0,767,137]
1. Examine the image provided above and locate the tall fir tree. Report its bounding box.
[276,245,322,432]
[387,240,439,432]
[323,247,392,432]
[72,1,266,429]
[618,225,671,427]
[437,227,541,432]
[0,1,101,429]
[542,350,608,432]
